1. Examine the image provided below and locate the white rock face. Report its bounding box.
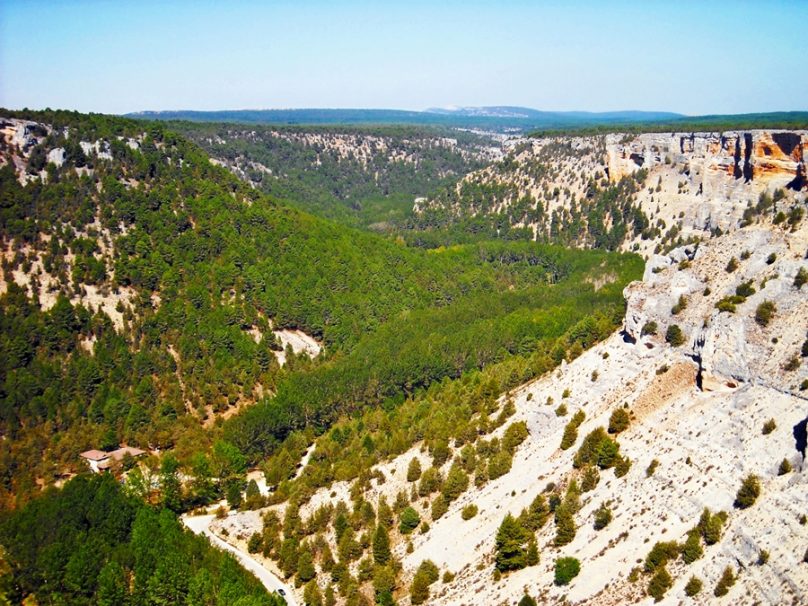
[223,217,808,606]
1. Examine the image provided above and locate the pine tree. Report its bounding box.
[554,503,576,546]
[372,524,391,566]
[495,513,529,571]
[734,474,761,509]
[681,529,703,564]
[407,457,422,482]
[526,535,539,566]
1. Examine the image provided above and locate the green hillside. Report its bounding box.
[0,110,640,513]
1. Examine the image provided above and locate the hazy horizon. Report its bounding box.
[1,0,807,116]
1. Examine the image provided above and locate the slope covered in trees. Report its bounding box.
[173,121,494,229]
[0,110,642,508]
[0,473,283,605]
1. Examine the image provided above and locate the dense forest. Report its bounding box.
[173,121,493,229]
[529,111,808,137]
[0,109,646,606]
[0,473,283,605]
[0,110,642,511]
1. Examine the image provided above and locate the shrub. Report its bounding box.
[399,506,420,534]
[762,419,776,435]
[795,267,808,289]
[518,594,537,606]
[442,463,470,503]
[526,536,539,566]
[580,466,600,492]
[647,566,673,602]
[778,458,792,475]
[502,421,529,454]
[247,532,262,554]
[754,300,776,327]
[681,529,703,564]
[641,321,658,336]
[461,504,478,520]
[734,474,761,509]
[608,407,630,434]
[735,280,756,298]
[758,549,770,565]
[713,566,736,597]
[593,504,612,530]
[698,508,725,545]
[644,541,680,572]
[646,459,659,477]
[560,410,585,450]
[665,324,685,347]
[407,458,422,482]
[520,494,549,531]
[614,455,632,478]
[418,467,442,497]
[431,495,448,520]
[671,295,688,315]
[784,355,800,371]
[725,257,739,273]
[560,422,578,451]
[684,575,703,596]
[410,559,439,605]
[554,557,580,586]
[555,403,568,417]
[553,504,576,546]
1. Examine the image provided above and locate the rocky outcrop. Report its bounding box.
[605,130,808,196]
[623,221,808,393]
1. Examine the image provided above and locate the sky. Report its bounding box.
[1,0,806,116]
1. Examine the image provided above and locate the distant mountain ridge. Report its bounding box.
[425,105,683,121]
[127,106,685,132]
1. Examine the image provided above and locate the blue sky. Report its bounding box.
[1,0,806,115]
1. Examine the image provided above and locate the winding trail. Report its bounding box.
[182,513,296,606]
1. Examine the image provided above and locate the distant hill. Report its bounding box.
[426,105,683,122]
[127,107,684,132]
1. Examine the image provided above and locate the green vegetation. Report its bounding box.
[560,409,586,449]
[593,503,612,530]
[554,557,581,585]
[174,121,489,230]
[495,513,530,572]
[573,427,620,470]
[529,112,808,137]
[755,301,777,327]
[0,109,642,508]
[697,508,727,545]
[684,575,703,597]
[762,419,777,435]
[647,566,673,602]
[0,474,281,606]
[461,504,479,520]
[713,566,736,597]
[608,407,630,434]
[410,560,440,605]
[665,324,685,347]
[641,321,658,336]
[734,474,761,509]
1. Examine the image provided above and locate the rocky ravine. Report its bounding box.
[416,130,807,257]
[216,216,808,605]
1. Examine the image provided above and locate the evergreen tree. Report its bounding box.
[373,524,391,566]
[553,504,576,546]
[495,513,529,571]
[407,457,422,482]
